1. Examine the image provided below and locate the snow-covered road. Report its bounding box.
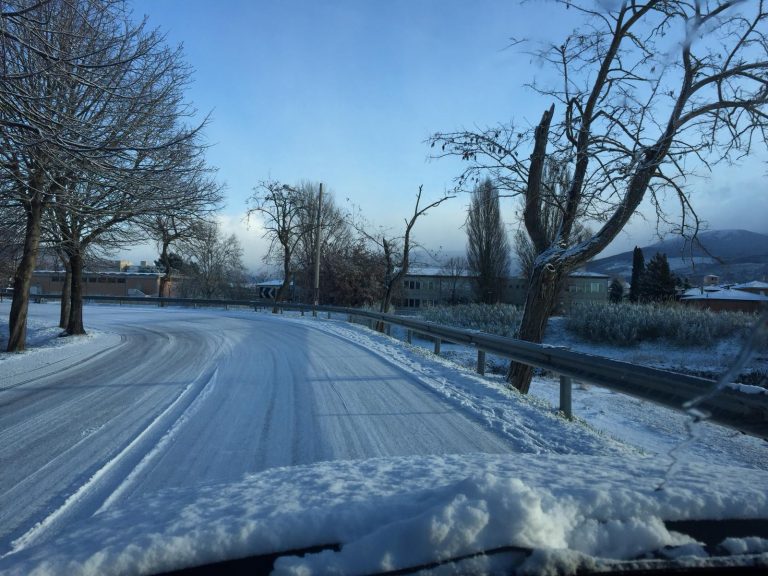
[0,304,514,554]
[3,304,767,576]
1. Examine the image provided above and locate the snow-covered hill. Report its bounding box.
[587,229,768,282]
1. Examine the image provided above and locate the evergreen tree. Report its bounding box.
[154,252,185,272]
[641,252,677,302]
[608,278,624,303]
[629,246,644,303]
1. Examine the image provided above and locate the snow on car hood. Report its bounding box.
[2,453,768,575]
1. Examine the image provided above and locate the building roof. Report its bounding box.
[681,288,768,302]
[732,281,768,290]
[34,270,163,277]
[406,267,473,278]
[681,286,723,297]
[569,271,610,279]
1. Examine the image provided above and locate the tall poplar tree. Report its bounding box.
[466,179,510,304]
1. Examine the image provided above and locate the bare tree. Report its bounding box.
[353,186,454,316]
[0,215,24,300]
[292,181,352,302]
[179,221,245,299]
[142,170,223,299]
[466,179,510,303]
[247,180,308,306]
[148,215,196,298]
[1,0,211,347]
[431,1,768,393]
[440,256,470,305]
[321,239,387,307]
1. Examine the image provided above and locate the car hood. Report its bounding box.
[2,453,768,575]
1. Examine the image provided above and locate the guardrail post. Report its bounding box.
[559,375,573,419]
[406,329,412,344]
[477,350,486,375]
[327,311,331,319]
[434,338,441,355]
[384,323,391,336]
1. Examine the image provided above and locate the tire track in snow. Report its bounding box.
[2,366,219,558]
[97,368,220,512]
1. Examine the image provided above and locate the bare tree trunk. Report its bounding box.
[379,283,395,315]
[274,247,291,313]
[377,239,399,330]
[158,276,169,299]
[507,262,563,393]
[7,197,43,352]
[59,259,72,329]
[66,252,86,336]
[158,242,170,300]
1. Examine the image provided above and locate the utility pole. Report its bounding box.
[312,182,323,312]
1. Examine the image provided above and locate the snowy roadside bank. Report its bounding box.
[0,302,117,388]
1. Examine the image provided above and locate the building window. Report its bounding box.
[590,282,601,293]
[404,280,421,290]
[406,298,420,307]
[117,278,126,284]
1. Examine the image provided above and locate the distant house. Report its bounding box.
[680,286,768,313]
[502,277,528,307]
[32,270,165,297]
[559,271,611,311]
[398,267,474,309]
[396,268,610,311]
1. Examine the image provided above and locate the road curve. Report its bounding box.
[0,304,513,553]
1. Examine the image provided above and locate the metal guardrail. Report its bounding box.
[38,294,768,439]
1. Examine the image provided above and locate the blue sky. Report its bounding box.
[128,0,767,272]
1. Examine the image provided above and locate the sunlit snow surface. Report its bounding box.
[3,455,768,575]
[1,303,767,575]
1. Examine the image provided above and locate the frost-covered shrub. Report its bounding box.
[566,302,756,346]
[420,304,522,337]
